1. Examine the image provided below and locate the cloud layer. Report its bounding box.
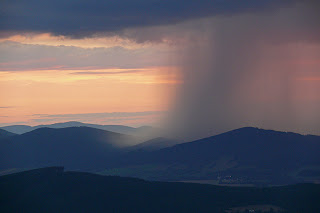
[1,0,295,38]
[0,41,174,71]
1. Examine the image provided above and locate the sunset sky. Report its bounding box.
[0,35,181,126]
[0,0,319,137]
[0,15,182,126]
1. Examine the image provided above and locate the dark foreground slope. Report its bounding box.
[0,167,319,213]
[102,127,320,184]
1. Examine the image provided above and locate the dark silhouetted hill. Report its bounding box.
[126,137,179,151]
[0,127,136,170]
[102,127,320,184]
[1,126,319,185]
[0,129,16,140]
[1,167,319,213]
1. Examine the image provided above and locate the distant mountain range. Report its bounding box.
[101,127,320,185]
[1,167,319,213]
[0,126,319,185]
[0,121,154,136]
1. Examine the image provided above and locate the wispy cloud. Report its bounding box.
[0,41,174,72]
[71,69,148,75]
[0,121,26,127]
[33,111,165,119]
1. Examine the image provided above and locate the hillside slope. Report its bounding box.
[102,127,320,184]
[0,167,319,213]
[0,129,16,140]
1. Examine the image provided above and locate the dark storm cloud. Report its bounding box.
[0,0,295,38]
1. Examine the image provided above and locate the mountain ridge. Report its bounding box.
[1,126,319,185]
[0,121,150,135]
[1,167,319,213]
[101,127,320,184]
[0,129,16,140]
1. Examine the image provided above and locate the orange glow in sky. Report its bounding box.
[1,32,319,129]
[0,33,150,49]
[0,66,180,126]
[0,33,181,126]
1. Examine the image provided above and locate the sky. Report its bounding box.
[0,1,319,138]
